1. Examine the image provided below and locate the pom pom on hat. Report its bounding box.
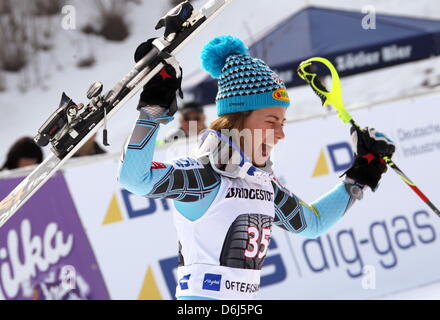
[200,35,249,79]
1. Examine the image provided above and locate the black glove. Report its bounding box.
[135,38,183,116]
[344,125,396,191]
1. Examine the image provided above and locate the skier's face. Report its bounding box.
[242,107,286,166]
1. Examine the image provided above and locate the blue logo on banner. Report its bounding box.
[327,142,354,172]
[179,274,190,290]
[202,273,222,291]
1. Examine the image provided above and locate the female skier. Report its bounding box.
[118,35,395,300]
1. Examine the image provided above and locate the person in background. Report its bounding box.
[158,101,207,145]
[73,133,106,158]
[1,137,43,171]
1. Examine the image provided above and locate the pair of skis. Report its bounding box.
[0,0,234,228]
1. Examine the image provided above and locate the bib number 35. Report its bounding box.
[244,227,271,259]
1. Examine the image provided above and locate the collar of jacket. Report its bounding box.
[193,130,274,184]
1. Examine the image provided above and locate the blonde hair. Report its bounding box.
[208,111,252,132]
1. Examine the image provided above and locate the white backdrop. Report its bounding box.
[62,91,440,300]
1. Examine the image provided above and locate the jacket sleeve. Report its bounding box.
[272,180,361,239]
[118,113,220,202]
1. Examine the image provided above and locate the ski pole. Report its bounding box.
[297,57,440,217]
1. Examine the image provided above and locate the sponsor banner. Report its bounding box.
[265,91,440,299]
[0,172,109,300]
[64,157,178,300]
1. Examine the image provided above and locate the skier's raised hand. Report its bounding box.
[135,38,183,123]
[344,126,396,191]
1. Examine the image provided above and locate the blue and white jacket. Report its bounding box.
[118,112,361,300]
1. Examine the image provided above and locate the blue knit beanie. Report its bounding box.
[201,35,290,116]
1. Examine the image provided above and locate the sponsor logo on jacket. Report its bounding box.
[171,157,204,170]
[225,280,260,293]
[225,188,273,201]
[202,274,222,291]
[151,161,167,169]
[179,274,190,290]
